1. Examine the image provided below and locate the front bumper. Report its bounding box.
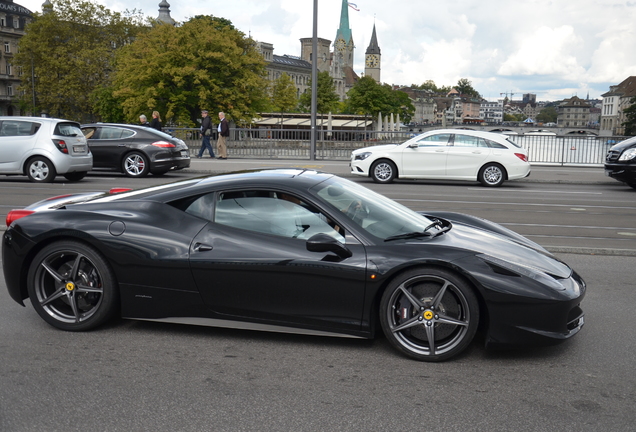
[604,163,636,184]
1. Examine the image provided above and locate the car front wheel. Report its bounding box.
[379,267,479,362]
[371,160,397,183]
[478,163,506,187]
[26,156,56,183]
[123,152,150,177]
[27,241,119,331]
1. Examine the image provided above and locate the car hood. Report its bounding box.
[437,222,572,279]
[354,143,400,154]
[609,136,636,152]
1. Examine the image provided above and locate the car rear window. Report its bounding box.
[0,120,40,136]
[54,122,82,137]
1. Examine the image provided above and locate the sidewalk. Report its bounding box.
[184,158,614,185]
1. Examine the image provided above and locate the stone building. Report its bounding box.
[600,76,636,136]
[556,96,590,127]
[0,0,31,116]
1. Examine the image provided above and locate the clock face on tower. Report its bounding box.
[335,38,346,52]
[365,54,379,68]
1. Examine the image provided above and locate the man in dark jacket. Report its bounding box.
[197,110,215,158]
[216,111,229,159]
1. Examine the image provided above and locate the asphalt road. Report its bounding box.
[1,163,635,431]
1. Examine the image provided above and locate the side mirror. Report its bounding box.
[306,233,352,259]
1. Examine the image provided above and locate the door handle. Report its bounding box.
[193,243,213,252]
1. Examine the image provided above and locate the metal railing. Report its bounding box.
[165,127,627,166]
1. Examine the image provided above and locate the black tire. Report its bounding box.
[26,157,56,183]
[122,152,150,177]
[478,163,506,187]
[371,159,397,184]
[63,171,87,182]
[27,241,119,331]
[379,267,479,362]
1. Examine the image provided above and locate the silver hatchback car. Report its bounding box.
[0,117,93,182]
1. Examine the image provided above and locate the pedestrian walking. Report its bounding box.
[217,111,229,159]
[139,114,149,126]
[197,110,215,158]
[149,111,162,131]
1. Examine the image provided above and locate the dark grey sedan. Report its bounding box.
[81,123,190,177]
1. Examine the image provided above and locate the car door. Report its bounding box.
[187,189,368,333]
[400,133,451,177]
[444,134,493,179]
[0,120,39,172]
[84,126,135,169]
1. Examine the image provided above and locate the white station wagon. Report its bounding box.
[350,129,531,187]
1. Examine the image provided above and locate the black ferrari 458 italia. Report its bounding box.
[2,169,585,361]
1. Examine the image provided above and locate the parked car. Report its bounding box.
[604,136,636,189]
[3,169,585,362]
[350,129,530,186]
[81,123,190,178]
[0,116,92,182]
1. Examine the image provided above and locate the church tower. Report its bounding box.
[332,0,354,79]
[364,23,381,82]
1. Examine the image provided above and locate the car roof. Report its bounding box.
[420,129,511,140]
[0,116,77,124]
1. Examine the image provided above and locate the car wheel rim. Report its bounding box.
[125,155,145,176]
[385,275,471,357]
[483,166,502,185]
[33,250,104,324]
[30,160,49,181]
[374,163,392,181]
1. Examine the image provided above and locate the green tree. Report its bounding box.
[271,73,298,113]
[536,106,557,124]
[345,76,414,122]
[416,80,451,94]
[15,0,146,121]
[455,78,480,98]
[622,97,636,136]
[299,71,340,114]
[113,15,269,126]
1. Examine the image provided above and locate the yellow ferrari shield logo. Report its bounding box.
[423,310,434,320]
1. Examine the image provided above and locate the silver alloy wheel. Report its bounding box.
[371,160,396,183]
[32,249,104,324]
[480,164,504,186]
[380,271,478,361]
[123,153,148,177]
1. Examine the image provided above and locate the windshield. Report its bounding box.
[312,176,436,240]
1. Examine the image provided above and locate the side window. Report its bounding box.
[485,139,507,149]
[0,121,38,136]
[82,127,97,140]
[415,133,451,147]
[203,190,344,242]
[97,127,124,140]
[453,134,488,148]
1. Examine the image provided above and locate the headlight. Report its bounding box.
[619,148,636,161]
[354,152,372,161]
[477,254,566,291]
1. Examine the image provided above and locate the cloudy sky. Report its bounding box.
[18,0,636,102]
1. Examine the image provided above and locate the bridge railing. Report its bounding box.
[165,127,627,166]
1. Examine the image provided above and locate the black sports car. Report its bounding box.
[2,169,585,361]
[81,123,190,177]
[605,135,636,189]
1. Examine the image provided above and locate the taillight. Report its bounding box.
[109,188,132,194]
[6,210,35,227]
[152,141,176,148]
[53,139,69,154]
[514,153,528,162]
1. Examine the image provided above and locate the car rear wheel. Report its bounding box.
[26,157,56,183]
[379,267,479,362]
[27,241,119,331]
[123,152,149,177]
[63,171,87,182]
[371,160,397,183]
[478,163,506,187]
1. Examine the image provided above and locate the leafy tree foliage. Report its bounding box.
[536,106,557,123]
[455,78,481,98]
[622,97,636,136]
[113,15,269,126]
[415,80,451,94]
[299,71,340,114]
[271,73,298,113]
[15,0,145,122]
[345,76,415,123]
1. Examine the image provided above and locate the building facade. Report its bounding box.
[0,0,31,116]
[556,96,591,127]
[600,76,636,136]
